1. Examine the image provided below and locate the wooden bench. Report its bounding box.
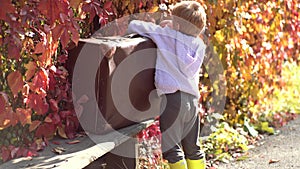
[0,119,154,169]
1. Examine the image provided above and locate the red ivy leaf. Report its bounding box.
[52,24,64,42]
[60,29,70,49]
[7,71,24,97]
[44,116,53,123]
[60,111,72,120]
[7,42,21,60]
[69,27,79,46]
[82,0,102,23]
[1,146,11,162]
[66,140,80,144]
[31,68,49,95]
[66,116,79,139]
[10,111,19,127]
[38,0,69,25]
[35,123,56,138]
[48,71,57,91]
[16,108,31,126]
[0,94,6,114]
[0,0,15,21]
[28,94,49,115]
[15,147,25,158]
[29,120,41,132]
[49,99,59,112]
[104,1,112,9]
[48,112,61,125]
[57,54,68,64]
[10,147,20,159]
[52,141,61,145]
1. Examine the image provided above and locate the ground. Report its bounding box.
[216,115,300,169]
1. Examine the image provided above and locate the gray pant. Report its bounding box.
[159,91,205,163]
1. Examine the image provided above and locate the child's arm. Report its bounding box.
[127,20,173,40]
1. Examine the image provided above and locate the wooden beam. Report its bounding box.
[0,120,154,169]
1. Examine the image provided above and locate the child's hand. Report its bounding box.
[159,20,173,28]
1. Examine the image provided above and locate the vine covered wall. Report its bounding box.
[0,0,299,163]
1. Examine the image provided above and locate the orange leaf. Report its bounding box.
[70,0,82,9]
[149,6,159,13]
[30,68,49,94]
[34,41,46,54]
[24,61,37,81]
[0,107,18,128]
[7,71,24,97]
[29,121,41,132]
[16,108,32,126]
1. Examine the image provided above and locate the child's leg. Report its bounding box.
[181,105,206,169]
[159,92,186,164]
[182,115,205,160]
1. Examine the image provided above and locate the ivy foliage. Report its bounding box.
[0,0,299,165]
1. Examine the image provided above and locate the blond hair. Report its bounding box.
[171,1,206,36]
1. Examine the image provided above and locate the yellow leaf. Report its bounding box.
[214,30,225,42]
[261,122,275,134]
[128,3,134,14]
[149,6,159,13]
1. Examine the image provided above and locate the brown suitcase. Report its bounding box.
[67,35,160,135]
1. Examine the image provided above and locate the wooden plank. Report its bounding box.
[78,36,147,48]
[0,119,154,169]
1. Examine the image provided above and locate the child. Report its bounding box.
[127,1,207,169]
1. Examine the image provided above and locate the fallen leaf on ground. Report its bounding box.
[52,147,66,154]
[269,159,280,164]
[52,141,61,145]
[75,132,87,137]
[66,140,80,144]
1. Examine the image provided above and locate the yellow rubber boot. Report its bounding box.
[168,159,188,169]
[186,158,206,169]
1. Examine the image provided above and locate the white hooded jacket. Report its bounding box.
[128,20,206,98]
